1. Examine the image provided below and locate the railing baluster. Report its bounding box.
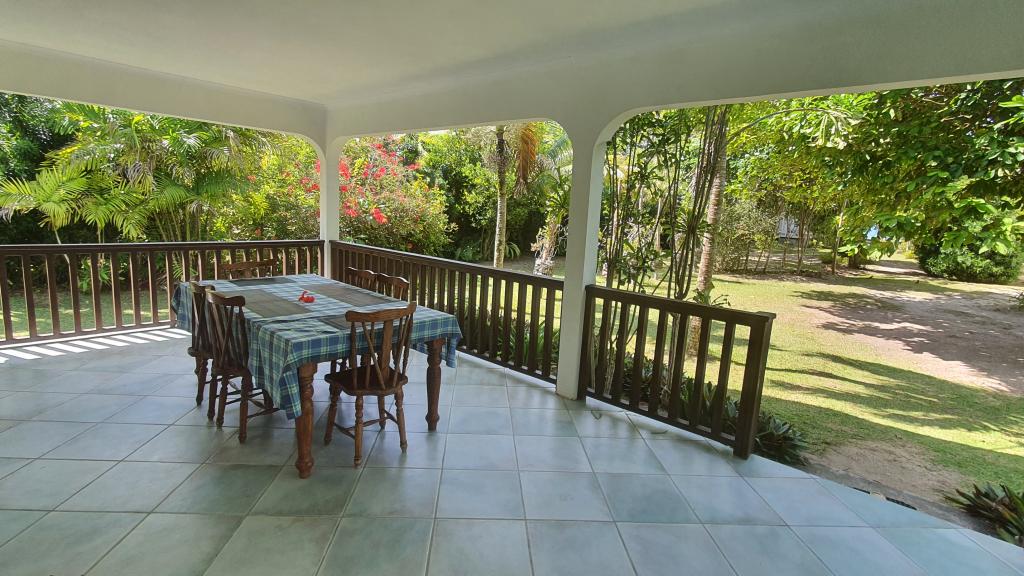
[164,251,174,324]
[490,275,501,359]
[734,318,773,458]
[0,253,14,341]
[90,253,102,331]
[577,287,596,395]
[502,278,514,363]
[69,253,82,333]
[110,251,123,328]
[527,284,541,373]
[667,313,689,420]
[629,305,649,409]
[477,275,489,354]
[611,301,630,402]
[688,318,713,427]
[147,252,158,323]
[44,254,60,336]
[129,252,142,326]
[542,287,556,377]
[594,297,611,398]
[514,281,527,368]
[711,322,736,437]
[648,311,668,417]
[21,256,37,338]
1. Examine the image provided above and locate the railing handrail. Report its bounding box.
[587,284,775,326]
[330,240,564,290]
[0,239,324,254]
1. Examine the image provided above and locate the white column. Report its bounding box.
[555,128,605,399]
[318,138,346,276]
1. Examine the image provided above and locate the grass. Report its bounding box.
[716,271,1024,492]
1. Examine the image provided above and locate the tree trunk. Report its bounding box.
[533,215,560,275]
[493,125,508,268]
[695,117,728,295]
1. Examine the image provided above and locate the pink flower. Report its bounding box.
[314,159,321,173]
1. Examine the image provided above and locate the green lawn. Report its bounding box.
[716,269,1024,493]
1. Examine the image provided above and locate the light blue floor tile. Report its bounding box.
[443,433,517,470]
[345,467,440,518]
[0,510,45,546]
[581,437,665,473]
[126,424,234,462]
[86,513,241,576]
[322,517,432,575]
[0,511,144,576]
[453,384,509,407]
[707,525,830,576]
[156,463,279,514]
[209,426,299,465]
[105,395,195,424]
[618,523,736,576]
[0,420,92,458]
[646,437,738,476]
[520,471,611,520]
[448,405,513,434]
[598,473,698,523]
[0,391,78,419]
[959,528,1024,574]
[204,515,337,576]
[366,430,446,468]
[507,386,563,409]
[816,479,951,528]
[429,519,532,576]
[0,457,29,479]
[515,435,591,472]
[511,408,578,436]
[59,461,197,512]
[570,409,640,437]
[794,526,924,576]
[879,527,1020,576]
[748,477,866,526]
[528,520,635,576]
[437,469,524,519]
[43,422,166,460]
[0,459,114,509]
[672,475,784,525]
[252,466,358,516]
[31,393,141,422]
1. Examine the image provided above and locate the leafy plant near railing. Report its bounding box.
[1012,291,1024,312]
[947,484,1024,547]
[496,314,558,368]
[617,355,807,464]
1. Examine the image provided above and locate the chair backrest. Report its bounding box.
[221,258,277,280]
[375,273,410,300]
[206,290,249,372]
[345,267,377,290]
[345,301,416,391]
[188,282,213,356]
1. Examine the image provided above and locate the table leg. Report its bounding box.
[425,338,444,432]
[294,362,317,478]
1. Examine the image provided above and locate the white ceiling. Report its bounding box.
[0,0,730,105]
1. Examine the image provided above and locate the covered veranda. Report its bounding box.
[1,1,1024,574]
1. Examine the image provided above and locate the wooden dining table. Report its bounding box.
[172,273,462,478]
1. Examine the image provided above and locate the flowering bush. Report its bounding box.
[339,137,452,255]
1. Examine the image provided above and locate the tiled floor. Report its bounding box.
[0,329,1022,575]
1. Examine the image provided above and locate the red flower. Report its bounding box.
[310,183,320,191]
[339,160,351,179]
[246,174,256,182]
[407,163,419,171]
[372,207,388,224]
[374,167,386,179]
[340,184,349,193]
[362,168,370,178]
[300,176,310,186]
[344,206,358,217]
[314,159,321,173]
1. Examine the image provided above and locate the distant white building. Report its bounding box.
[777,216,800,240]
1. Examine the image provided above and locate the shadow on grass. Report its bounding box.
[794,284,1024,392]
[768,352,1024,438]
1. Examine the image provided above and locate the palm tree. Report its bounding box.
[531,129,572,275]
[492,122,543,268]
[0,163,90,243]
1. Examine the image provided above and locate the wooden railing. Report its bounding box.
[579,285,774,457]
[0,240,323,343]
[330,241,563,382]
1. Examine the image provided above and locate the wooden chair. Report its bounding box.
[375,273,410,300]
[187,282,216,416]
[221,258,278,280]
[323,301,416,466]
[206,290,278,442]
[345,267,377,289]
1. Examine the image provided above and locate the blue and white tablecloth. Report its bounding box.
[171,274,461,419]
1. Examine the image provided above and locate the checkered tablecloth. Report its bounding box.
[172,274,462,419]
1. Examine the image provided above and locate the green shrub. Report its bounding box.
[917,241,1024,284]
[948,484,1024,547]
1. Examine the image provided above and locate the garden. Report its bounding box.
[2,77,1024,544]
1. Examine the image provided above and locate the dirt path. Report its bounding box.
[808,260,1024,395]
